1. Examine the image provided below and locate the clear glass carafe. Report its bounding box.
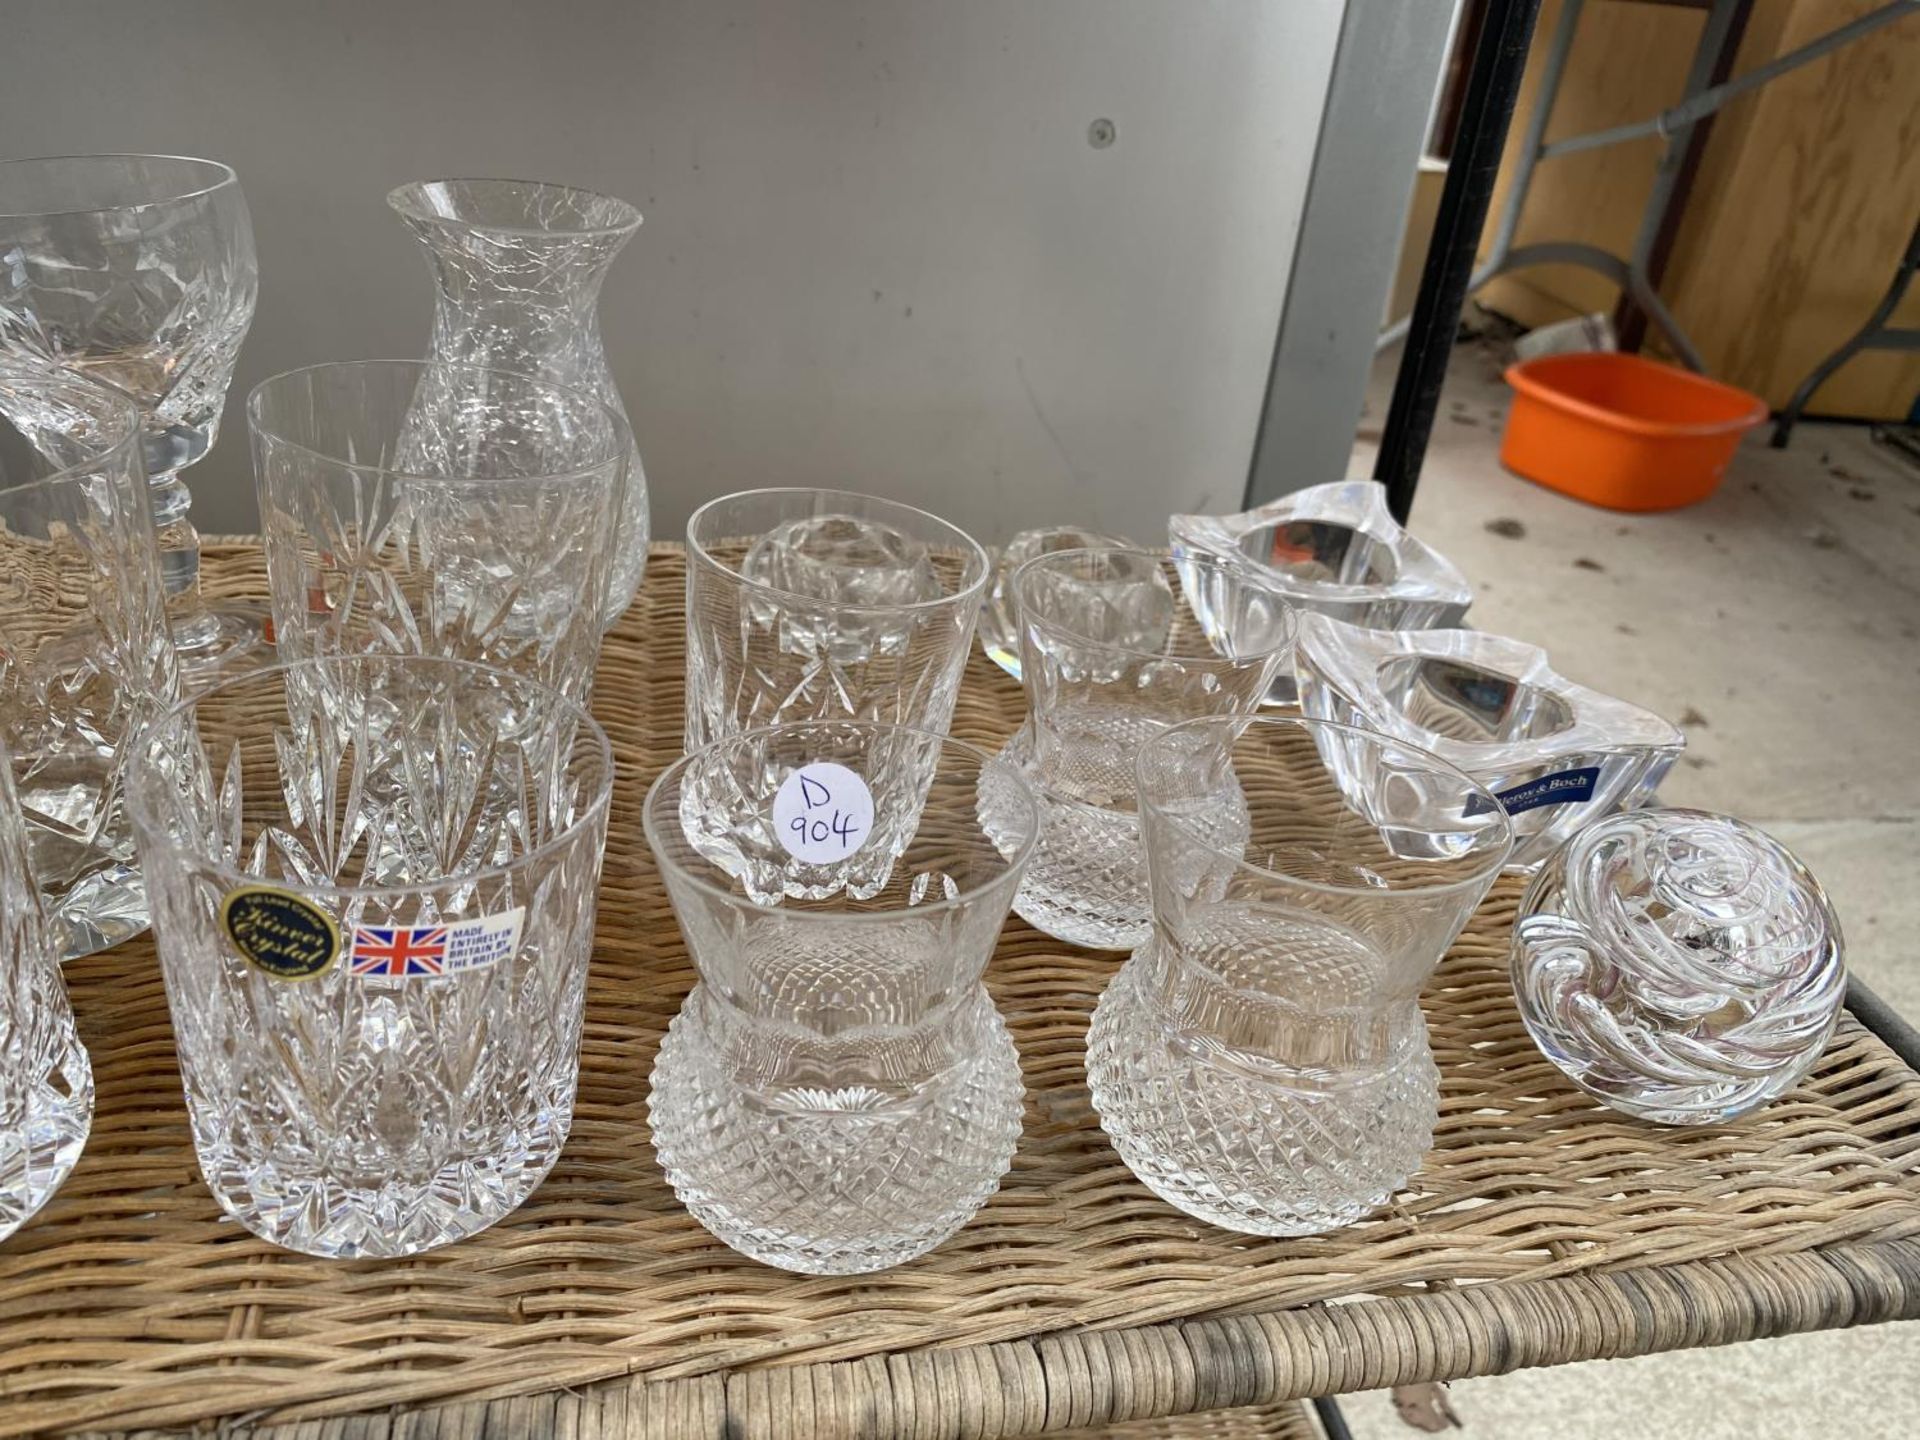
[1087,716,1511,1235]
[389,179,649,627]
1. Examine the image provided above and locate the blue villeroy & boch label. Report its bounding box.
[221,886,341,980]
[1464,765,1602,818]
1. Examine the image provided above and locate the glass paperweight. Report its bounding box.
[978,526,1128,680]
[1512,809,1846,1126]
[1169,480,1471,702]
[1295,615,1684,871]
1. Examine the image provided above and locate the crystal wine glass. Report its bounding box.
[0,154,261,678]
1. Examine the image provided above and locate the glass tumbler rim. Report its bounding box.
[644,719,1040,920]
[1012,544,1299,665]
[245,357,632,488]
[0,153,240,219]
[0,371,146,489]
[386,177,644,240]
[125,652,615,903]
[685,487,992,617]
[1137,713,1516,897]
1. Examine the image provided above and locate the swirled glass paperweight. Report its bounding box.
[1295,614,1684,870]
[1511,809,1846,1126]
[1169,480,1470,702]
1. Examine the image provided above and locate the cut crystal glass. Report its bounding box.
[1512,808,1846,1126]
[1169,480,1471,702]
[0,371,180,958]
[390,178,650,628]
[995,546,1293,950]
[1294,613,1684,871]
[646,721,1038,1274]
[126,655,613,1258]
[0,732,94,1242]
[1087,716,1511,1236]
[249,359,630,709]
[0,154,262,678]
[683,489,989,753]
[978,525,1129,680]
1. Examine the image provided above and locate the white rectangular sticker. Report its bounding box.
[348,908,525,979]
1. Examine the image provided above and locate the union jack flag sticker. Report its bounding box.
[348,908,524,980]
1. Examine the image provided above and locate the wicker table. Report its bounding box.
[7,544,1917,1440]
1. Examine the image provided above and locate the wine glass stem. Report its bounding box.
[147,467,221,653]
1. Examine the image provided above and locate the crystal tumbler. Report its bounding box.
[645,721,1039,1273]
[0,734,94,1243]
[978,525,1128,680]
[1087,716,1512,1235]
[1170,480,1471,703]
[249,360,630,707]
[1512,808,1845,1125]
[683,489,990,752]
[127,655,613,1258]
[1295,615,1684,870]
[0,370,181,958]
[998,547,1294,950]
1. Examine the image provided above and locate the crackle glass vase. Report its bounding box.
[0,371,181,958]
[645,720,1038,1273]
[0,732,95,1243]
[995,546,1294,950]
[683,489,990,752]
[1512,808,1846,1125]
[389,179,649,628]
[249,359,630,708]
[0,154,261,678]
[1087,715,1511,1235]
[126,654,613,1258]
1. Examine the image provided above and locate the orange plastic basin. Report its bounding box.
[1500,351,1767,512]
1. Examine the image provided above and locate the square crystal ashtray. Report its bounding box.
[1294,614,1684,871]
[1169,480,1472,702]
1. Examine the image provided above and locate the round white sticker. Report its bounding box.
[773,762,875,864]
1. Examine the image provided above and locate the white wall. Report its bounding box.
[3,0,1347,545]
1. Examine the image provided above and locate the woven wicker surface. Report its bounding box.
[7,543,1919,1439]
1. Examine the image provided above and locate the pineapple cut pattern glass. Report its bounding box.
[249,359,630,708]
[126,654,613,1258]
[0,370,180,958]
[1087,716,1511,1236]
[646,721,1038,1274]
[1169,480,1471,703]
[683,489,989,753]
[995,546,1294,950]
[1295,614,1684,870]
[0,732,94,1242]
[389,178,650,629]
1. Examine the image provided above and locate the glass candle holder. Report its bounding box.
[249,360,631,708]
[0,370,180,958]
[127,655,613,1258]
[1088,715,1512,1235]
[645,720,1038,1274]
[683,489,990,752]
[0,733,94,1242]
[999,546,1295,950]
[1295,614,1684,870]
[1512,808,1845,1125]
[1170,480,1471,703]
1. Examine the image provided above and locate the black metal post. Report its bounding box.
[1374,0,1544,524]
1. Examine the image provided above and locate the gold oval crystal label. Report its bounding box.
[220,886,340,980]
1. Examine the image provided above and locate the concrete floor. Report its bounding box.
[1333,341,1920,1440]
